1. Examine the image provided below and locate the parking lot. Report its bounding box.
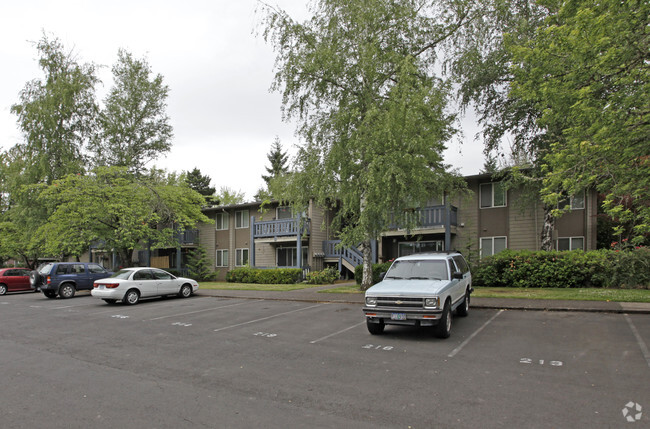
[1,291,648,428]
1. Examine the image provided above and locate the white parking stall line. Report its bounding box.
[213,304,323,333]
[448,309,504,358]
[624,314,650,370]
[145,300,262,321]
[310,321,366,344]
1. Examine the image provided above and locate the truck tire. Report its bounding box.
[435,300,452,339]
[366,319,385,335]
[456,288,470,317]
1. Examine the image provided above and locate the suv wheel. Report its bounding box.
[58,284,76,299]
[367,319,385,335]
[456,288,470,317]
[435,300,452,339]
[43,291,57,299]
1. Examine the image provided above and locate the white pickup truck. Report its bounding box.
[362,252,472,338]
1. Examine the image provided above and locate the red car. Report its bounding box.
[0,268,34,295]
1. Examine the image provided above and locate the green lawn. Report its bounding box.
[198,282,325,292]
[198,282,650,303]
[472,287,650,303]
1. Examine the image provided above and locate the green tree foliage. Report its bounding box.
[507,0,650,245]
[214,187,246,206]
[34,167,210,264]
[185,246,216,281]
[261,0,467,288]
[261,137,289,187]
[184,167,216,197]
[10,34,99,186]
[91,49,173,174]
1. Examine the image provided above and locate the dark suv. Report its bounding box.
[30,262,112,299]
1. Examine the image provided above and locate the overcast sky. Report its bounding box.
[0,0,485,200]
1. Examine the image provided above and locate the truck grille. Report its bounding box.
[376,297,423,308]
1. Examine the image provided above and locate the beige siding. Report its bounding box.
[308,200,327,266]
[255,242,276,267]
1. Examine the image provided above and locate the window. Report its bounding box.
[216,249,229,267]
[277,247,309,267]
[480,182,507,208]
[235,210,249,229]
[235,248,249,266]
[88,264,106,274]
[152,269,173,280]
[557,237,584,251]
[277,207,294,220]
[216,213,229,230]
[559,193,585,210]
[480,236,507,258]
[452,256,469,274]
[134,270,154,280]
[398,241,444,257]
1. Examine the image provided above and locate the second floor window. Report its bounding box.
[235,210,249,229]
[216,213,229,230]
[480,182,507,208]
[560,193,585,210]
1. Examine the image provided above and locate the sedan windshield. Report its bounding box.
[385,260,448,280]
[110,270,134,280]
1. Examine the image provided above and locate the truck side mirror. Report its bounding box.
[452,271,463,280]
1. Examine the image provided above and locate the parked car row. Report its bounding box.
[1,262,198,305]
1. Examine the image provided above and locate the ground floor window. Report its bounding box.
[556,237,584,251]
[480,236,507,258]
[277,246,309,267]
[235,248,249,266]
[216,249,228,267]
[398,240,444,257]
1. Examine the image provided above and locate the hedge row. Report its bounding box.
[473,248,650,288]
[226,267,302,284]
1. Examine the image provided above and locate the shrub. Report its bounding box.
[355,261,393,285]
[226,267,302,284]
[473,248,649,288]
[306,266,340,284]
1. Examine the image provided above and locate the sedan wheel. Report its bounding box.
[123,289,140,305]
[179,284,192,298]
[0,284,7,295]
[103,299,117,305]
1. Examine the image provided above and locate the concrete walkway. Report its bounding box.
[197,284,650,314]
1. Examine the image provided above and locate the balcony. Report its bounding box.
[388,205,457,231]
[253,218,311,239]
[175,229,199,245]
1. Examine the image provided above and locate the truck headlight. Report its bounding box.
[365,297,377,307]
[424,297,439,309]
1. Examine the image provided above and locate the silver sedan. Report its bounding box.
[91,267,199,305]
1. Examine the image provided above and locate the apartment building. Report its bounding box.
[197,173,598,281]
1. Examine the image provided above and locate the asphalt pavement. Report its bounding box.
[197,283,650,314]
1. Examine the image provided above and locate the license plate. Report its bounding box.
[391,313,407,321]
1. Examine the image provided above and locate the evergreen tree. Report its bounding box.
[261,137,289,187]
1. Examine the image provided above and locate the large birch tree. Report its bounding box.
[261,0,468,289]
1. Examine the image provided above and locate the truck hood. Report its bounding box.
[365,279,451,296]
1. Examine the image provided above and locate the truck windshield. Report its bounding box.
[385,260,448,280]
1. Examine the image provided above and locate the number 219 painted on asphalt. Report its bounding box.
[520,358,563,366]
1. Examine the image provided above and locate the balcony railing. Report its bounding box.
[175,229,199,245]
[388,205,457,230]
[253,218,311,239]
[323,240,364,267]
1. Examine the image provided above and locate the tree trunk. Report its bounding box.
[360,239,373,291]
[540,204,555,251]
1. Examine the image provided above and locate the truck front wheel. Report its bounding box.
[366,319,385,335]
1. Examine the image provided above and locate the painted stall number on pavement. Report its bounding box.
[111,315,130,319]
[362,344,394,351]
[172,322,192,327]
[520,358,563,366]
[254,332,277,338]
